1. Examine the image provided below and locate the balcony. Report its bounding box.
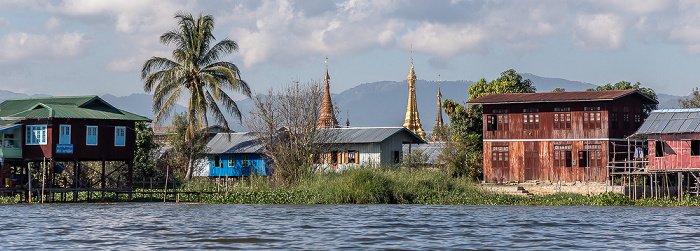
[0,147,21,159]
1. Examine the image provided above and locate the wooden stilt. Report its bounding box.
[101,160,106,202]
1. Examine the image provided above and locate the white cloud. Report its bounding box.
[399,22,488,59]
[222,0,404,67]
[44,17,61,30]
[0,31,88,63]
[574,14,626,50]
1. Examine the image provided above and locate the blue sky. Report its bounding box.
[0,0,699,98]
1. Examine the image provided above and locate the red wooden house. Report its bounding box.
[467,90,657,183]
[634,108,700,170]
[0,96,149,189]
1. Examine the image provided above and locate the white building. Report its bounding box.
[313,127,426,170]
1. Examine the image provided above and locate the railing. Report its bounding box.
[0,147,21,158]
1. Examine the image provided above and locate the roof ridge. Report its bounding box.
[5,95,98,101]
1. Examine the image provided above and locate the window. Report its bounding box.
[348,150,358,163]
[59,125,71,144]
[486,115,497,131]
[114,126,125,146]
[331,151,339,164]
[611,113,618,129]
[692,141,700,157]
[554,145,572,168]
[86,126,98,145]
[491,146,509,168]
[634,114,642,127]
[393,151,401,164]
[623,114,630,129]
[584,112,601,129]
[584,106,601,111]
[228,155,235,167]
[554,113,571,130]
[523,114,539,130]
[498,115,509,131]
[26,125,47,145]
[655,141,664,157]
[554,107,570,112]
[213,155,221,167]
[487,114,509,131]
[584,144,603,167]
[242,155,249,167]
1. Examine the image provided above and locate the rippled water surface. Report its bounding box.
[1,203,700,249]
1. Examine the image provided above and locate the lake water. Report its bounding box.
[1,203,699,250]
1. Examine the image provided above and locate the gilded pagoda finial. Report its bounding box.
[403,48,426,140]
[317,57,339,129]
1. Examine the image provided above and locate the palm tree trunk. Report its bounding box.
[185,155,194,180]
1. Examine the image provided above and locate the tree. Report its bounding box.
[552,88,566,92]
[159,113,209,179]
[142,11,251,179]
[678,87,700,108]
[441,69,535,179]
[586,81,657,115]
[133,121,160,180]
[247,81,338,184]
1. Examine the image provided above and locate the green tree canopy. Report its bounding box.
[552,88,566,92]
[142,11,251,179]
[586,81,657,114]
[441,69,535,179]
[678,87,700,109]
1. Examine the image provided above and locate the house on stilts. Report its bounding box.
[0,96,150,201]
[630,108,700,198]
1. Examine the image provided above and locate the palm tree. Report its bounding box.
[142,11,251,179]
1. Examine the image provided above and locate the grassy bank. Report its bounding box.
[194,167,700,206]
[8,167,700,206]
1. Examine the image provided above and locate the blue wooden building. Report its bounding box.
[204,132,270,177]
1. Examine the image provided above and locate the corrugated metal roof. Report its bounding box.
[316,127,427,144]
[467,89,658,105]
[207,132,265,154]
[635,109,700,135]
[0,96,149,121]
[0,124,21,133]
[403,142,446,163]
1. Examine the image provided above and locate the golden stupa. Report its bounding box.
[403,52,426,140]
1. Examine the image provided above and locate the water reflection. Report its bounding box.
[1,204,699,249]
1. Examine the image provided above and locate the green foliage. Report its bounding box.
[441,69,535,180]
[586,81,658,114]
[467,69,537,101]
[401,149,430,169]
[678,87,700,108]
[158,112,209,179]
[552,88,566,92]
[134,121,161,180]
[141,11,251,179]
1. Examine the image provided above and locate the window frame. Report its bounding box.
[86,126,98,146]
[59,125,71,144]
[26,125,48,145]
[114,126,126,146]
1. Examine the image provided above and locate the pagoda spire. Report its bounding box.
[402,48,426,140]
[317,57,339,129]
[435,75,444,128]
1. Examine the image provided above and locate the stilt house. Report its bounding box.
[633,108,700,170]
[467,90,657,183]
[0,96,150,191]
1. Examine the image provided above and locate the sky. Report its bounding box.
[0,0,700,98]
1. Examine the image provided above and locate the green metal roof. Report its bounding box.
[0,96,150,121]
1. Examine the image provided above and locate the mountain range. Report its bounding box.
[0,74,686,132]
